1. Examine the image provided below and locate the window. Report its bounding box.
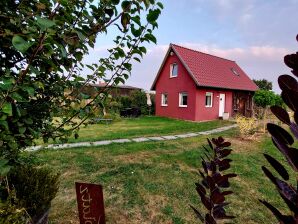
[205,92,213,107]
[170,63,178,77]
[231,68,239,76]
[161,93,168,106]
[179,92,188,107]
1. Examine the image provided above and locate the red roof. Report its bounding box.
[151,44,258,91]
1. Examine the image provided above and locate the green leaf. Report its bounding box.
[58,44,67,58]
[0,158,11,177]
[121,13,130,29]
[86,64,95,71]
[12,35,33,53]
[144,33,157,44]
[36,16,56,30]
[76,31,86,41]
[139,46,147,54]
[22,86,35,96]
[0,114,7,120]
[11,92,27,102]
[133,57,141,62]
[0,120,9,130]
[146,9,161,24]
[131,16,141,26]
[2,103,12,116]
[131,24,142,37]
[157,2,164,9]
[143,0,150,9]
[0,78,14,90]
[111,0,120,4]
[19,127,26,134]
[24,118,33,125]
[123,63,132,71]
[121,1,131,11]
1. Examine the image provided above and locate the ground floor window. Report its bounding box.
[205,92,213,107]
[179,92,188,107]
[161,93,168,106]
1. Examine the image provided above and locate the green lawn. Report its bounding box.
[27,127,292,224]
[41,116,233,144]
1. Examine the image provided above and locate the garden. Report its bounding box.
[25,126,293,223]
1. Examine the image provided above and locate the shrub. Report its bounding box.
[235,115,258,138]
[118,90,155,116]
[0,189,31,224]
[6,165,60,221]
[258,35,298,223]
[191,137,236,223]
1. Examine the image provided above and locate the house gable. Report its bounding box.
[151,44,199,91]
[154,48,198,121]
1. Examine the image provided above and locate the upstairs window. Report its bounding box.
[205,92,213,107]
[170,63,178,77]
[179,92,188,107]
[161,93,168,106]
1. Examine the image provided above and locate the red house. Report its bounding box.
[151,44,258,121]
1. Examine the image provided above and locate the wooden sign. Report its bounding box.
[75,182,105,224]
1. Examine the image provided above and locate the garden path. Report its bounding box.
[26,124,237,151]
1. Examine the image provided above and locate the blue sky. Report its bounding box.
[86,0,298,93]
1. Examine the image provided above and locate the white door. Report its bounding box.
[219,94,225,117]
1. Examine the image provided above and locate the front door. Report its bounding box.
[219,94,225,117]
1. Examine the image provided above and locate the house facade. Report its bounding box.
[151,44,258,121]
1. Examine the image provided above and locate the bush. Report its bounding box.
[118,91,155,116]
[235,115,258,138]
[0,189,31,224]
[6,165,60,221]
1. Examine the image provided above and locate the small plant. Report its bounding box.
[191,137,236,223]
[259,35,298,223]
[5,165,60,223]
[235,115,258,138]
[0,189,31,224]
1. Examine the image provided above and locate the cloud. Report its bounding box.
[180,43,290,62]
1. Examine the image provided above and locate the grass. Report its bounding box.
[27,127,294,224]
[38,116,233,144]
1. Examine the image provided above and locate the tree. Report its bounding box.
[253,90,276,108]
[0,0,163,163]
[253,78,273,90]
[253,90,277,132]
[0,0,162,221]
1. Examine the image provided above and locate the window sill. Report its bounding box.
[161,104,168,107]
[205,105,213,108]
[170,76,178,78]
[179,105,187,108]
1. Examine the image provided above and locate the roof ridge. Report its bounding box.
[170,43,235,63]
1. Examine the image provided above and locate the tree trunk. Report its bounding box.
[263,107,268,133]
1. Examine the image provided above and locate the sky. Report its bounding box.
[85,0,298,93]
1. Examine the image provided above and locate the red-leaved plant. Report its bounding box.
[191,137,236,223]
[259,35,298,223]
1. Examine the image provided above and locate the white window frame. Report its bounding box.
[170,63,178,78]
[179,92,188,107]
[205,92,213,107]
[161,93,168,106]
